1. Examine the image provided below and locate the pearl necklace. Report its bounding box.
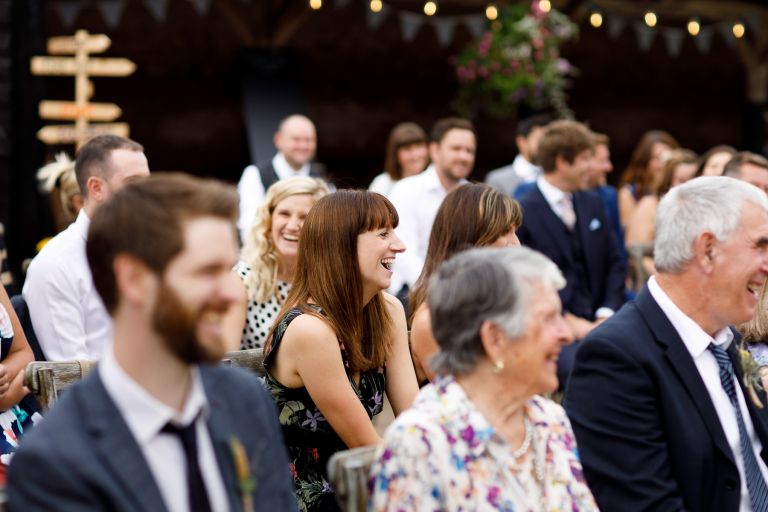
[511,416,533,459]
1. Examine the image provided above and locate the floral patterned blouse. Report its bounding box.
[264,306,386,512]
[368,376,598,512]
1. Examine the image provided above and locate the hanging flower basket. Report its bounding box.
[452,1,578,118]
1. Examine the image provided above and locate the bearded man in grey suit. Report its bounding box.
[8,173,296,512]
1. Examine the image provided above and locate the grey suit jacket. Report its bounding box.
[7,365,297,512]
[484,165,522,196]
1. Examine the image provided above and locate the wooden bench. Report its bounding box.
[327,445,379,512]
[24,349,265,411]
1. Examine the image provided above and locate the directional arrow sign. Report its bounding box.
[39,101,122,122]
[31,57,136,77]
[37,123,130,145]
[47,34,111,55]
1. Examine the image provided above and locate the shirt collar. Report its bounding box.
[647,275,734,358]
[99,347,210,444]
[513,154,541,181]
[424,164,470,193]
[273,152,310,179]
[536,175,569,210]
[75,209,91,241]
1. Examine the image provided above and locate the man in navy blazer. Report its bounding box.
[566,176,768,511]
[8,174,297,511]
[516,120,626,384]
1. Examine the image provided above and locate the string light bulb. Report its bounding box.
[424,1,437,16]
[589,11,603,28]
[309,0,321,9]
[370,0,382,12]
[644,10,657,28]
[733,21,746,39]
[687,18,700,36]
[538,0,551,13]
[486,3,498,21]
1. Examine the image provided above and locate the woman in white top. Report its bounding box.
[236,176,330,349]
[368,122,429,196]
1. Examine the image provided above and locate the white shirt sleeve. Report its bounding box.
[237,165,266,241]
[388,182,425,292]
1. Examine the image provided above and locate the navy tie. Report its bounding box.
[162,419,212,512]
[709,343,768,511]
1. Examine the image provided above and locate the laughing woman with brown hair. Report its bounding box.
[263,190,419,511]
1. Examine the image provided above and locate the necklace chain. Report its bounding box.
[511,416,532,459]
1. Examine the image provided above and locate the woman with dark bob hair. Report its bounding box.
[370,247,597,510]
[368,122,429,196]
[263,190,419,511]
[409,183,522,383]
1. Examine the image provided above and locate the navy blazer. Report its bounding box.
[565,286,768,511]
[517,184,626,316]
[7,365,297,512]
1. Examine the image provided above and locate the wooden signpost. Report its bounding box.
[31,30,136,148]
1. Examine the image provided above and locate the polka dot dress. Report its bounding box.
[235,261,291,350]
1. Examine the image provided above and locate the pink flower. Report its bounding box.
[532,38,544,49]
[478,66,489,78]
[490,61,501,71]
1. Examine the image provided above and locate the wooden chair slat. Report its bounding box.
[328,445,379,512]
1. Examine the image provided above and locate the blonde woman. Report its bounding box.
[237,176,330,350]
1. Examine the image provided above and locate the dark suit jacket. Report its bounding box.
[7,365,297,512]
[565,286,768,511]
[517,184,626,317]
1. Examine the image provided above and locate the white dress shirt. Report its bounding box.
[387,165,467,293]
[368,172,396,197]
[512,154,541,182]
[649,276,768,512]
[100,348,229,512]
[237,152,311,239]
[22,210,112,361]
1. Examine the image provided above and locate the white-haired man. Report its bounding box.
[566,176,768,512]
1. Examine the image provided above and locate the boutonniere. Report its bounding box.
[740,345,765,409]
[230,437,255,512]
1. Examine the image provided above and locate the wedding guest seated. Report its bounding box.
[263,190,419,511]
[409,183,522,384]
[368,122,429,197]
[723,151,768,194]
[237,177,330,350]
[695,144,736,177]
[369,246,598,511]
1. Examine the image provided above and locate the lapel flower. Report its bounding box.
[230,437,256,512]
[739,345,764,409]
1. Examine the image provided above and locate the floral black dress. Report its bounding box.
[264,306,386,512]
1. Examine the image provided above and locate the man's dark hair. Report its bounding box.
[537,120,594,174]
[75,135,144,198]
[516,114,553,138]
[722,151,768,178]
[87,172,238,314]
[430,117,475,144]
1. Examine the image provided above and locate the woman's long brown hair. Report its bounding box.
[265,190,399,373]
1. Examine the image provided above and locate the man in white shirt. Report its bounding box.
[387,117,476,296]
[566,176,768,512]
[484,114,550,196]
[23,135,150,361]
[237,114,329,239]
[8,173,296,512]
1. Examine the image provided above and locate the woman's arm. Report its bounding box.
[410,304,438,383]
[617,186,637,229]
[0,287,33,410]
[383,294,419,415]
[271,313,381,448]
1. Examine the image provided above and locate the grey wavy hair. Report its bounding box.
[428,246,565,376]
[655,176,768,273]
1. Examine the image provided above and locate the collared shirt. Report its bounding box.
[387,165,466,293]
[100,348,229,512]
[369,376,598,511]
[22,210,112,361]
[649,276,768,512]
[237,153,311,239]
[512,154,542,182]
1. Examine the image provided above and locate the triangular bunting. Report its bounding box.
[633,21,656,52]
[662,28,684,57]
[144,0,169,22]
[97,0,126,29]
[464,14,485,40]
[607,15,626,40]
[432,18,457,47]
[55,0,81,29]
[366,3,389,31]
[335,0,351,8]
[399,11,423,43]
[694,26,714,54]
[188,0,211,16]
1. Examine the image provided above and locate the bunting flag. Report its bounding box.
[633,21,656,52]
[97,0,126,29]
[661,28,684,57]
[54,0,81,29]
[607,15,626,40]
[399,11,423,43]
[188,0,211,16]
[718,23,736,48]
[334,0,351,9]
[463,14,486,40]
[694,26,715,54]
[366,3,389,30]
[144,0,169,22]
[432,18,457,47]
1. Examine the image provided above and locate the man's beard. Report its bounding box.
[152,282,226,364]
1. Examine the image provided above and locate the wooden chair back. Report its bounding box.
[220,348,265,376]
[626,242,654,292]
[327,445,379,512]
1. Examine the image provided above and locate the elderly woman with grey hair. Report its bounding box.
[369,246,598,511]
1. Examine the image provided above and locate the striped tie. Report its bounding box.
[709,343,768,511]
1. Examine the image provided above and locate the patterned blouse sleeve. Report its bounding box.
[368,423,445,511]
